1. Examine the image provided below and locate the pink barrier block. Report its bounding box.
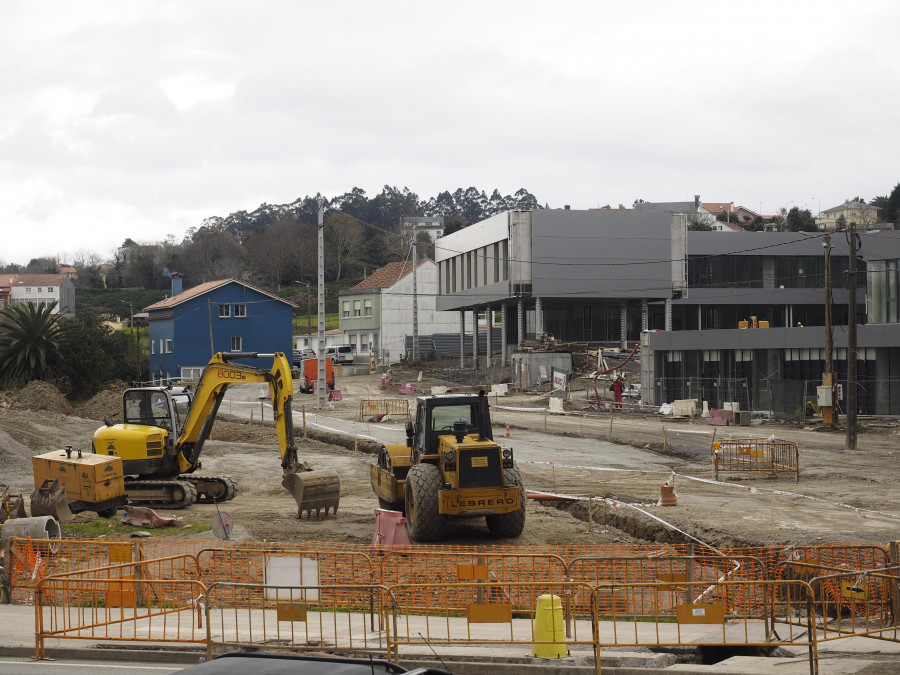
[372,508,410,549]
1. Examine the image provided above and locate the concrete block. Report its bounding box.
[672,399,697,417]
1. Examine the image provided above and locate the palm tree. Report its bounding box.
[0,301,66,385]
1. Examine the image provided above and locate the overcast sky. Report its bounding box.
[1,1,898,266]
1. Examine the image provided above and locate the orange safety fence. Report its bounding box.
[9,538,892,599]
[196,547,376,606]
[734,542,890,581]
[203,582,391,662]
[809,568,900,644]
[358,398,411,421]
[379,548,567,614]
[590,579,819,672]
[385,580,599,672]
[713,437,800,482]
[34,555,206,659]
[566,554,768,620]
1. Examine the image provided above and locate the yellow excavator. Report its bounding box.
[92,351,340,516]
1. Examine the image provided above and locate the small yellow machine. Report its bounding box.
[371,391,525,542]
[32,446,127,519]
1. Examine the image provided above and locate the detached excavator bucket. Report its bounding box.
[30,479,73,523]
[0,492,27,523]
[283,470,340,519]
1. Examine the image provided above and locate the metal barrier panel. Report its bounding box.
[35,556,207,659]
[358,399,410,421]
[204,582,391,662]
[385,581,598,671]
[8,537,149,603]
[743,542,890,580]
[196,547,375,595]
[591,579,818,672]
[773,563,900,643]
[714,437,800,482]
[567,555,768,618]
[811,569,900,643]
[380,550,567,612]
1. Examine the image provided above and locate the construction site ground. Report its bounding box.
[4,370,900,673]
[1,368,899,550]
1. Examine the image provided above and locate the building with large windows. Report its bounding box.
[433,207,900,415]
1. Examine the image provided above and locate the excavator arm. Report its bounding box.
[175,351,299,474]
[176,351,338,517]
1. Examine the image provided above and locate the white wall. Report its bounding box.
[380,260,461,359]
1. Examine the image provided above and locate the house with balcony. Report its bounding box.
[0,274,75,314]
[144,273,296,384]
[819,201,882,231]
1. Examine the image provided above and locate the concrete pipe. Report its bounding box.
[1,516,61,554]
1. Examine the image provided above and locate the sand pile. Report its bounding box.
[76,381,128,423]
[4,380,74,415]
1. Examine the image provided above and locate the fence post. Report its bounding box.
[684,544,694,606]
[303,405,307,439]
[890,541,900,623]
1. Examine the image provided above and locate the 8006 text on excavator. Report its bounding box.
[91,351,340,517]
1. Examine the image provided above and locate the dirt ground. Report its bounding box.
[2,371,900,550]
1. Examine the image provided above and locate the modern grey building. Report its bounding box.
[434,208,687,365]
[434,208,900,416]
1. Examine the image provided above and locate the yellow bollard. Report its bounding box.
[532,594,566,658]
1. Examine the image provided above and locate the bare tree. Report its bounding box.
[245,217,303,291]
[324,213,363,280]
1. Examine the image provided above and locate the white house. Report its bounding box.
[0,274,75,314]
[338,259,460,361]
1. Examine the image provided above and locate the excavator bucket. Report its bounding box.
[282,470,340,519]
[0,491,27,523]
[30,479,74,523]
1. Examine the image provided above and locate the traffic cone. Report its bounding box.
[505,423,511,438]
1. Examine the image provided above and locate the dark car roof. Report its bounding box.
[174,652,450,674]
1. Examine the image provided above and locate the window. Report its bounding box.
[364,300,372,317]
[342,301,350,318]
[165,339,173,353]
[151,341,156,355]
[231,336,242,351]
[233,304,246,318]
[25,287,31,293]
[159,339,164,353]
[219,304,231,318]
[353,300,361,317]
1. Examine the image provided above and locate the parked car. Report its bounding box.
[292,348,315,366]
[325,345,355,364]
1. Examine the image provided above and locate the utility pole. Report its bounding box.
[846,221,858,449]
[822,234,836,426]
[412,221,419,362]
[317,197,327,408]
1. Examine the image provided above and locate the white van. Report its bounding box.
[324,345,355,364]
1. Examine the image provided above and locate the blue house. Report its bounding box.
[144,273,297,384]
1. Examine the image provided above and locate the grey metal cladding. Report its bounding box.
[530,209,674,300]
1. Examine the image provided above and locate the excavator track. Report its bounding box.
[125,479,198,510]
[185,475,238,504]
